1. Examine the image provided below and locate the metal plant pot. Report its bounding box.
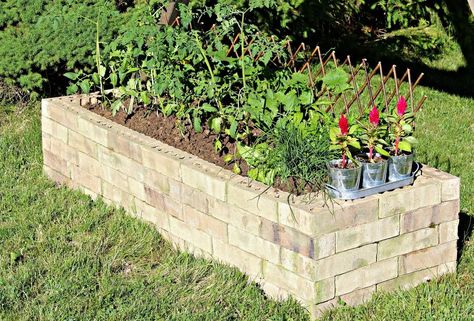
[388,153,414,181]
[361,159,388,188]
[327,160,362,191]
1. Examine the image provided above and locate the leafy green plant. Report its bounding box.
[385,96,418,155]
[329,114,360,168]
[358,106,390,162]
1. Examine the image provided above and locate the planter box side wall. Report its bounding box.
[41,96,460,319]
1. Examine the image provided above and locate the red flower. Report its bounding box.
[397,96,407,116]
[369,106,379,126]
[339,114,349,135]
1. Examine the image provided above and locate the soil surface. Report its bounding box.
[87,104,248,174]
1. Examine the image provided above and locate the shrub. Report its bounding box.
[0,0,136,96]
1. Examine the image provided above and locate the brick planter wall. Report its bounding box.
[41,95,460,319]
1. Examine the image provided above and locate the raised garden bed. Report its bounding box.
[42,93,460,319]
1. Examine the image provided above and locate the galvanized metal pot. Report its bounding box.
[388,153,414,181]
[361,159,388,188]
[327,160,361,191]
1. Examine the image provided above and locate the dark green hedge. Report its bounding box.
[0,0,136,96]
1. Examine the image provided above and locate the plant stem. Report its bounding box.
[194,32,223,111]
[240,12,246,89]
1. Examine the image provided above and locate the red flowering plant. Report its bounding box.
[329,114,361,168]
[385,96,418,155]
[358,105,390,162]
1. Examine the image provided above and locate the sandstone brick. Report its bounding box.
[213,239,263,279]
[42,117,68,144]
[227,178,278,222]
[399,241,457,274]
[439,220,459,244]
[412,180,441,209]
[43,165,70,185]
[43,101,79,131]
[335,258,398,295]
[77,117,108,146]
[261,217,317,258]
[379,186,415,218]
[168,178,182,200]
[42,132,51,151]
[310,298,339,320]
[180,183,209,213]
[169,216,212,253]
[144,185,166,212]
[263,261,333,303]
[208,198,261,235]
[141,145,181,181]
[133,198,170,231]
[280,243,376,282]
[181,162,227,201]
[340,285,376,306]
[183,205,228,241]
[81,186,99,201]
[229,226,280,264]
[68,130,98,158]
[422,167,460,202]
[107,131,143,163]
[70,164,101,194]
[336,215,399,252]
[400,200,459,233]
[100,165,128,188]
[78,152,101,177]
[43,149,68,176]
[304,197,379,236]
[259,281,289,301]
[50,137,79,165]
[98,146,145,181]
[377,268,437,292]
[163,195,183,220]
[127,177,147,201]
[437,261,457,276]
[144,168,170,195]
[378,227,438,260]
[102,180,134,210]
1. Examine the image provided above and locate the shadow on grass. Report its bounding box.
[458,211,473,261]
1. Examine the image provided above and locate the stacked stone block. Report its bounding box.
[41,95,460,319]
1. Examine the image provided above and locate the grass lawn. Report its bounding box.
[1,54,474,320]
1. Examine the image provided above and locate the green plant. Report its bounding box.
[329,114,360,168]
[0,0,132,94]
[358,106,389,162]
[385,96,418,155]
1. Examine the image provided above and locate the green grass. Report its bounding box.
[0,107,307,320]
[1,52,474,320]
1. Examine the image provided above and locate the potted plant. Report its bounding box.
[328,114,362,191]
[385,96,418,181]
[358,106,390,188]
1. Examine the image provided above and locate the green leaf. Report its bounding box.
[223,154,233,163]
[193,117,202,133]
[232,163,241,174]
[201,103,218,113]
[79,81,91,94]
[398,140,412,152]
[110,73,118,87]
[64,72,79,80]
[229,120,238,139]
[348,140,361,149]
[329,127,339,142]
[404,136,418,145]
[210,117,222,133]
[375,145,390,156]
[214,139,222,152]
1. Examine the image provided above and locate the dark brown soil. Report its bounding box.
[87,104,249,174]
